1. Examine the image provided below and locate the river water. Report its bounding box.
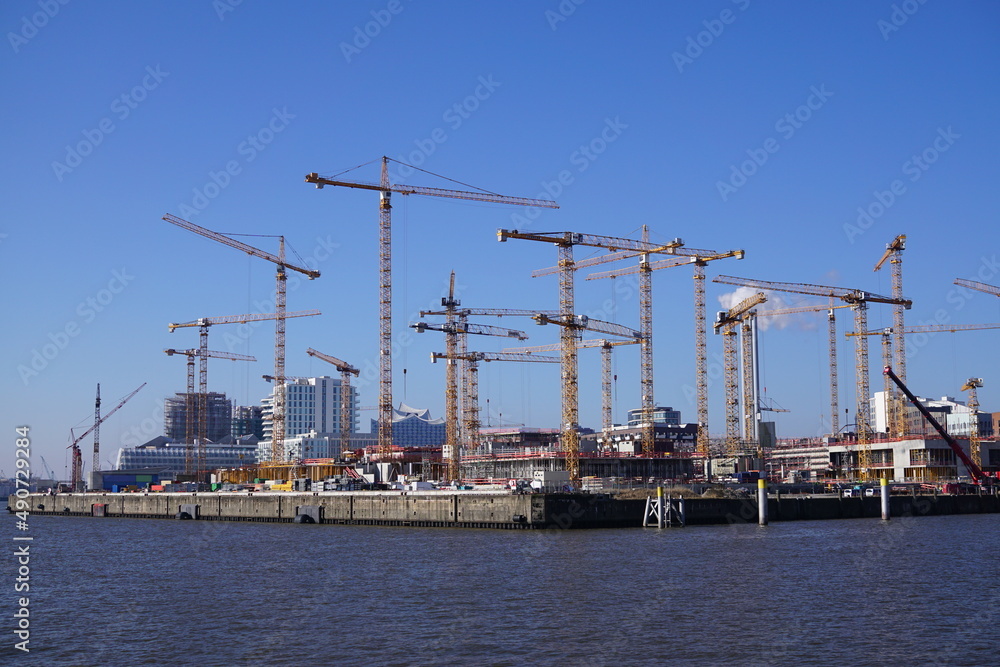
[1,511,997,666]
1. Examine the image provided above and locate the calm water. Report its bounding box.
[1,511,997,666]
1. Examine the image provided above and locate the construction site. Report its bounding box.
[50,160,1000,497]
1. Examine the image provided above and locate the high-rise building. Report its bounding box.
[260,377,359,457]
[163,392,233,442]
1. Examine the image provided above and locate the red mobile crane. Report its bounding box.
[883,366,988,484]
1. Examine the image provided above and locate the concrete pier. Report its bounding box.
[10,490,1000,529]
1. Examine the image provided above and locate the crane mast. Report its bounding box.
[962,378,983,468]
[713,292,767,456]
[306,158,557,461]
[714,274,911,481]
[164,348,256,474]
[93,383,101,477]
[161,214,319,465]
[505,338,640,452]
[413,318,528,481]
[305,348,360,463]
[874,234,907,436]
[68,382,147,490]
[587,245,744,461]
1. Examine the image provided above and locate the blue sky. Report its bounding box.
[3,1,999,478]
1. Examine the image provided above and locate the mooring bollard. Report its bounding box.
[758,479,768,526]
[657,486,665,529]
[881,477,890,521]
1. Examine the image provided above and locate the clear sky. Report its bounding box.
[3,1,999,479]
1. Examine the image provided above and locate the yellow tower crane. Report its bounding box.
[712,292,767,457]
[713,275,912,481]
[585,245,744,458]
[161,215,321,464]
[412,320,529,481]
[431,350,561,480]
[874,234,907,435]
[168,310,320,450]
[847,321,1000,439]
[418,300,562,460]
[164,348,256,474]
[305,159,558,459]
[305,348,361,464]
[504,338,641,453]
[499,229,701,481]
[961,378,984,468]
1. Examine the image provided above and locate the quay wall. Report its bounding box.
[9,491,1000,529]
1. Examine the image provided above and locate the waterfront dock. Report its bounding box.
[11,489,1000,529]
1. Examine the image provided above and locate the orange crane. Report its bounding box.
[305,348,360,462]
[431,350,560,477]
[305,158,557,459]
[498,229,698,481]
[411,319,529,481]
[714,275,912,481]
[161,214,320,464]
[168,310,320,448]
[961,378,984,468]
[755,303,851,434]
[586,241,745,458]
[874,235,907,435]
[504,338,641,452]
[164,348,256,474]
[67,383,146,491]
[713,292,767,456]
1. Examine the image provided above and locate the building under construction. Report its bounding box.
[164,392,232,442]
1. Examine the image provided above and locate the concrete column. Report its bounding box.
[880,477,890,521]
[758,479,768,526]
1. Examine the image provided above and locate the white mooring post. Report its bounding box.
[880,477,890,521]
[758,479,768,526]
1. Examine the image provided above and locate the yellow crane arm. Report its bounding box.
[305,347,360,376]
[162,214,320,278]
[169,309,321,331]
[955,278,1000,297]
